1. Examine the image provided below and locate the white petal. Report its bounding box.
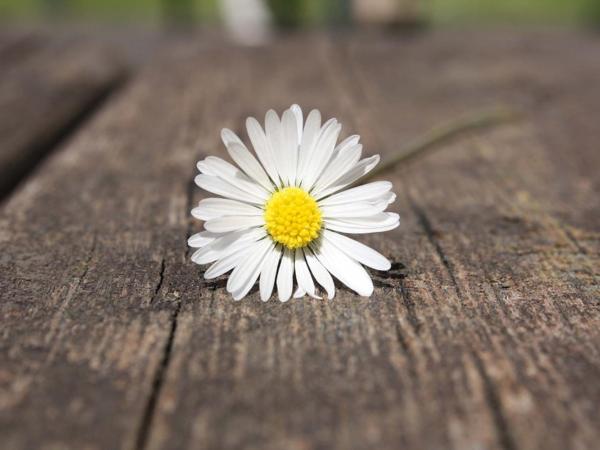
[334,134,360,154]
[296,109,321,185]
[204,215,264,233]
[276,248,294,302]
[198,157,269,201]
[295,248,319,298]
[195,174,264,205]
[318,135,361,187]
[324,213,400,234]
[188,231,220,248]
[379,191,396,205]
[192,228,265,265]
[293,286,306,298]
[323,229,391,270]
[320,201,386,218]
[302,119,341,191]
[312,143,362,195]
[314,155,380,200]
[291,104,303,143]
[192,198,262,221]
[246,116,279,185]
[220,128,244,147]
[318,181,392,206]
[260,245,282,301]
[225,141,274,192]
[200,156,239,177]
[196,160,217,176]
[227,239,272,300]
[303,247,335,299]
[265,110,286,186]
[282,108,299,185]
[204,239,262,279]
[312,239,374,297]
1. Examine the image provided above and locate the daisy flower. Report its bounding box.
[188,104,399,301]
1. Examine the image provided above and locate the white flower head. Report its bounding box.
[189,105,399,301]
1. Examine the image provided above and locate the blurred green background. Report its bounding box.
[1,0,599,25]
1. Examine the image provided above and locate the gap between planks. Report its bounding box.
[0,75,127,202]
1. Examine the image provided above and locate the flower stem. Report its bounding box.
[361,106,521,182]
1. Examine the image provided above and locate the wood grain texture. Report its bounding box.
[337,30,600,449]
[0,31,126,197]
[0,31,599,450]
[0,41,216,449]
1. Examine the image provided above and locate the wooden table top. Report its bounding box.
[0,28,599,450]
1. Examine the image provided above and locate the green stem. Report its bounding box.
[360,106,521,183]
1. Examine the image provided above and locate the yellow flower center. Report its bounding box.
[264,187,322,249]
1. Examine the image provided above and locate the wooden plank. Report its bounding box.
[142,32,600,450]
[0,41,229,449]
[0,30,41,64]
[337,30,600,449]
[0,31,599,450]
[0,32,126,198]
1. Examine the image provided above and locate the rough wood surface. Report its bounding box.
[0,30,599,450]
[0,31,126,197]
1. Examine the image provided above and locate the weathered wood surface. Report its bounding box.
[0,30,599,450]
[0,31,126,197]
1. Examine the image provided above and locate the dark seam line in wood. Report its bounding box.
[394,316,419,384]
[47,232,97,349]
[409,193,519,450]
[150,258,166,304]
[394,320,410,354]
[53,232,97,315]
[476,251,515,322]
[134,294,182,450]
[408,196,462,299]
[398,275,422,336]
[79,232,98,286]
[562,227,589,255]
[0,72,129,202]
[136,165,201,448]
[471,351,519,450]
[331,45,519,437]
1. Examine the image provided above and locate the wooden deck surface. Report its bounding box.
[0,29,599,450]
[0,31,126,197]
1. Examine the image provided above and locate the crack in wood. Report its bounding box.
[563,227,589,256]
[398,276,422,336]
[79,232,98,285]
[204,278,228,291]
[44,232,98,349]
[136,157,203,448]
[410,196,519,450]
[149,258,166,305]
[135,282,182,450]
[409,197,462,299]
[471,351,518,450]
[372,262,406,288]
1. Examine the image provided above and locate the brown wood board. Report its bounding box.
[0,31,126,197]
[0,31,598,450]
